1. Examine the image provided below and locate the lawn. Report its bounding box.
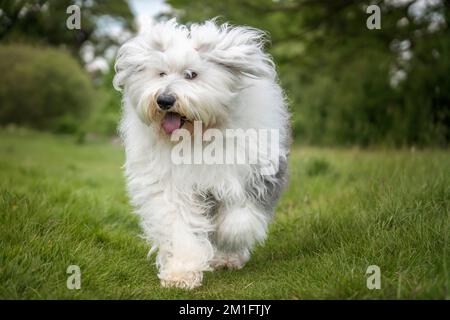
[0,129,449,299]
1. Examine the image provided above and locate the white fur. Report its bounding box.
[114,19,290,289]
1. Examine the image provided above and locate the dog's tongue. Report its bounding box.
[161,112,182,134]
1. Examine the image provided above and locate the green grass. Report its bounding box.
[0,129,449,299]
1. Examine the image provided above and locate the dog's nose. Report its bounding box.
[157,94,176,110]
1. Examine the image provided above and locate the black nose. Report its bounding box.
[157,94,176,110]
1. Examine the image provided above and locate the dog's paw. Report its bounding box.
[160,271,203,290]
[210,252,247,270]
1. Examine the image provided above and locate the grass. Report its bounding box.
[0,128,449,299]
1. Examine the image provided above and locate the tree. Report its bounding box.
[0,0,135,65]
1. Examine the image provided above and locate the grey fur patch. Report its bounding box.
[247,117,291,216]
[195,189,220,218]
[246,155,289,216]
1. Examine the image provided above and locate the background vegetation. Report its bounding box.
[0,0,134,137]
[0,0,449,146]
[0,44,94,133]
[0,0,448,299]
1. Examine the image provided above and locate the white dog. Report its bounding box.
[113,19,290,289]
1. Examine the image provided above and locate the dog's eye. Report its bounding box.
[184,71,197,80]
[159,72,167,77]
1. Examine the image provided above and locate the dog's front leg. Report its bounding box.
[138,192,214,290]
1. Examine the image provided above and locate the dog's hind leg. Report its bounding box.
[210,249,250,270]
[211,201,270,270]
[211,156,289,270]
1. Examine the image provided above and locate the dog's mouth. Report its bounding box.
[161,112,190,135]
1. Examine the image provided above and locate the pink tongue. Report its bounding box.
[161,113,182,134]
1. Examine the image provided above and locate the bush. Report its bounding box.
[0,44,94,133]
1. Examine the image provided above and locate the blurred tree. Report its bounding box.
[0,0,135,65]
[166,0,450,147]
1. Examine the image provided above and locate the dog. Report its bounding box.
[113,19,290,289]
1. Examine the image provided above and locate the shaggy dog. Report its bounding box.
[113,19,290,289]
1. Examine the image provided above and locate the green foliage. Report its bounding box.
[0,44,94,133]
[167,0,450,147]
[0,130,448,298]
[0,0,135,63]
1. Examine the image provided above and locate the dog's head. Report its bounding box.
[113,19,275,135]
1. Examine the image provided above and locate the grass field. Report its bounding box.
[0,129,449,299]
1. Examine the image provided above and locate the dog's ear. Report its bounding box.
[191,21,276,79]
[113,37,164,91]
[113,40,143,91]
